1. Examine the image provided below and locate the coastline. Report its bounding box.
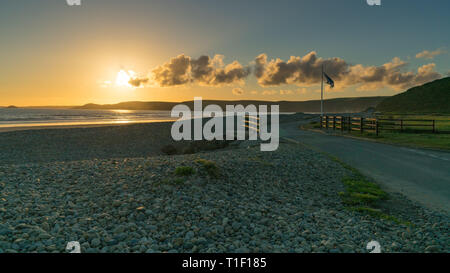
[0,119,176,133]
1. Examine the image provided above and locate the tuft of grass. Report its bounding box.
[339,176,388,206]
[174,166,195,176]
[195,159,220,178]
[329,155,410,225]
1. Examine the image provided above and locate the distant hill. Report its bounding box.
[76,96,387,113]
[377,77,450,114]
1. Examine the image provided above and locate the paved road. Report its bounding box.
[280,121,450,214]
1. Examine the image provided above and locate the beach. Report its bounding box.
[0,120,448,253]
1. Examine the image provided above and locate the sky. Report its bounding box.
[0,0,449,106]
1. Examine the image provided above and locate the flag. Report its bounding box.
[323,72,334,88]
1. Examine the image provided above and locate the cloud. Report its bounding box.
[211,61,250,86]
[232,87,244,95]
[254,52,349,87]
[254,52,442,91]
[350,59,442,91]
[152,54,191,87]
[148,52,442,91]
[152,54,250,87]
[128,77,149,88]
[279,90,294,95]
[254,54,267,78]
[191,55,250,86]
[415,49,446,60]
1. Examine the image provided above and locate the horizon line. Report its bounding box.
[1,95,389,108]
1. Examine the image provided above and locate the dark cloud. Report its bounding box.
[254,52,349,86]
[254,54,267,78]
[347,58,442,90]
[152,54,250,87]
[149,52,442,91]
[210,61,251,86]
[190,55,214,83]
[152,54,191,87]
[190,55,250,86]
[128,77,149,87]
[254,52,442,90]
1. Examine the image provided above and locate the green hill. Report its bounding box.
[377,77,450,114]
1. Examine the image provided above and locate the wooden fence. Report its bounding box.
[320,115,436,135]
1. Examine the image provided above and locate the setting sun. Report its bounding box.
[115,70,136,88]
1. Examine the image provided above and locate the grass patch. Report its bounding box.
[327,155,411,225]
[339,176,388,206]
[355,131,450,151]
[302,115,450,150]
[195,159,220,178]
[377,114,450,131]
[174,166,195,176]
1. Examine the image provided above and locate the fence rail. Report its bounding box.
[320,115,436,135]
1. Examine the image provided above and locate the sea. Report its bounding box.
[0,108,176,128]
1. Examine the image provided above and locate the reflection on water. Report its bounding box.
[111,109,132,114]
[0,108,177,128]
[0,108,295,129]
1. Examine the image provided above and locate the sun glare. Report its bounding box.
[115,70,136,87]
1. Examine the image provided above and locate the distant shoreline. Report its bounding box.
[0,96,387,111]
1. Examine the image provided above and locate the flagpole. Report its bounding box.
[321,64,324,117]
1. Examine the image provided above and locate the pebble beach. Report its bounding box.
[0,122,448,253]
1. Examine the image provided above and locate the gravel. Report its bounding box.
[0,126,448,253]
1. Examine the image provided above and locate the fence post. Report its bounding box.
[333,116,336,130]
[432,120,435,133]
[348,117,351,133]
[360,117,364,134]
[325,116,328,129]
[400,119,403,132]
[376,119,379,136]
[341,116,344,132]
[320,116,322,128]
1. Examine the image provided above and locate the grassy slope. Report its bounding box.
[301,121,450,150]
[354,131,450,151]
[377,77,450,114]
